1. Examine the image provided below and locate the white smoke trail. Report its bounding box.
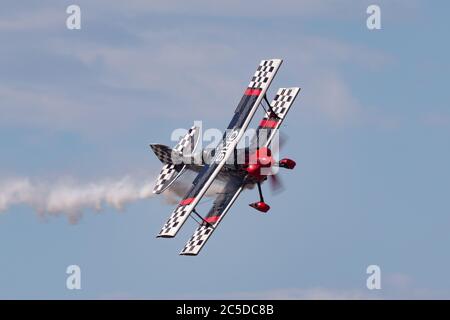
[0,172,236,223]
[0,176,156,224]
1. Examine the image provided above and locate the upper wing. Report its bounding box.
[180,175,245,255]
[157,59,282,238]
[180,88,302,254]
[250,87,301,150]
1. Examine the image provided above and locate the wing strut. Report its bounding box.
[192,209,216,229]
[263,95,281,119]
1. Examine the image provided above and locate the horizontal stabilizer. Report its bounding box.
[151,125,200,194]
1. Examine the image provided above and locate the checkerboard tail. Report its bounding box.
[151,125,200,194]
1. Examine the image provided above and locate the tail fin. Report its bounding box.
[150,144,182,165]
[150,125,200,194]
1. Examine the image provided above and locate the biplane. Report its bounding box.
[150,59,301,255]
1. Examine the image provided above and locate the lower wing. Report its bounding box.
[180,175,245,256]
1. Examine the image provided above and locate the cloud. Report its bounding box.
[0,86,83,129]
[89,0,422,21]
[48,32,390,127]
[0,7,62,31]
[220,287,378,300]
[0,0,402,136]
[385,273,414,289]
[420,113,450,127]
[53,40,240,118]
[186,275,440,299]
[301,71,364,125]
[174,273,441,300]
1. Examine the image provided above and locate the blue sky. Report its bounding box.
[0,0,449,299]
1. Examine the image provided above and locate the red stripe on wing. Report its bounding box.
[259,119,279,128]
[180,198,195,206]
[244,88,262,96]
[205,216,220,224]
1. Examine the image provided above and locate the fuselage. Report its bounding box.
[184,147,273,186]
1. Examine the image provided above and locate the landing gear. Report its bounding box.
[249,182,271,213]
[279,158,296,169]
[246,154,297,213]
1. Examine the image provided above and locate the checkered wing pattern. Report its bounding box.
[250,87,300,150]
[180,178,245,256]
[157,202,193,237]
[153,164,178,194]
[180,225,214,256]
[248,59,282,89]
[173,125,199,155]
[269,87,300,119]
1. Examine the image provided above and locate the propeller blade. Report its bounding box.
[270,131,288,159]
[279,131,288,150]
[269,173,284,194]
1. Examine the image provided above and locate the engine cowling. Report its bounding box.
[245,147,274,180]
[246,163,261,176]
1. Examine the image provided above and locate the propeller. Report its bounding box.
[269,174,284,194]
[279,131,288,150]
[267,131,289,194]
